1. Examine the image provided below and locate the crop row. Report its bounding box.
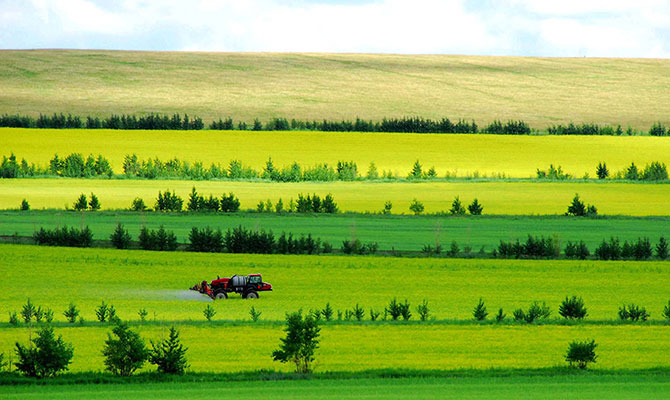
[2,112,669,136]
[3,152,669,183]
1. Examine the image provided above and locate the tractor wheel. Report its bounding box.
[244,291,259,299]
[214,292,227,300]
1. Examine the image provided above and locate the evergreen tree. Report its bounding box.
[149,326,189,375]
[408,160,423,179]
[450,196,466,215]
[656,237,668,260]
[596,162,609,179]
[15,325,74,378]
[110,223,132,249]
[73,193,88,211]
[467,198,483,215]
[272,311,321,373]
[102,321,148,376]
[566,194,586,216]
[88,193,100,211]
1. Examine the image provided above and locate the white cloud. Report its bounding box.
[0,0,669,57]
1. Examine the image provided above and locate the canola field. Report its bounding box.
[1,244,670,373]
[3,128,670,178]
[1,50,670,130]
[2,178,670,215]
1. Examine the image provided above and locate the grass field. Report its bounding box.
[1,245,670,373]
[2,210,669,252]
[4,374,670,400]
[1,50,670,130]
[1,178,669,215]
[3,128,670,178]
[1,244,669,323]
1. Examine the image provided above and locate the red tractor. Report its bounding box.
[190,273,272,299]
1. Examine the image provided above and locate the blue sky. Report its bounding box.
[2,0,669,57]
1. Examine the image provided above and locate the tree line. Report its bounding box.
[4,112,669,136]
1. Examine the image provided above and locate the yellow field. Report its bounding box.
[3,128,670,178]
[1,324,669,372]
[1,50,670,130]
[1,178,669,215]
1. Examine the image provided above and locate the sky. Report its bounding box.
[1,0,670,57]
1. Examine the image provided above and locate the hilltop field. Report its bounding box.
[1,50,669,130]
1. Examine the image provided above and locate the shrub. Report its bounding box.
[103,321,148,376]
[351,304,365,321]
[618,304,649,322]
[138,308,148,322]
[382,201,392,214]
[649,122,667,136]
[663,300,670,321]
[88,193,101,211]
[657,237,669,260]
[15,325,74,378]
[536,164,569,180]
[250,306,262,322]
[495,308,506,323]
[624,162,639,180]
[63,303,79,323]
[409,199,424,215]
[220,192,240,212]
[149,326,189,375]
[110,223,132,249]
[131,197,147,211]
[73,194,88,211]
[417,300,430,321]
[564,240,590,260]
[467,198,483,215]
[558,296,588,320]
[513,301,551,323]
[20,198,30,211]
[565,339,597,369]
[370,309,381,321]
[473,298,488,321]
[203,304,216,321]
[272,311,321,373]
[9,312,19,326]
[386,298,411,321]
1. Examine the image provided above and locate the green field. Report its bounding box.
[1,210,669,252]
[3,373,670,400]
[3,128,670,178]
[5,373,670,400]
[1,244,670,374]
[2,178,669,215]
[1,50,670,130]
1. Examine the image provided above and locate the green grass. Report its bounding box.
[1,210,669,252]
[1,50,669,130]
[3,245,670,323]
[1,245,670,374]
[2,178,670,215]
[2,373,670,399]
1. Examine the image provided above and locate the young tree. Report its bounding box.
[131,197,147,211]
[102,321,148,376]
[73,193,88,211]
[417,299,430,321]
[63,303,80,323]
[656,237,669,260]
[20,198,30,211]
[149,326,189,375]
[110,223,132,249]
[467,198,483,215]
[272,311,321,373]
[382,201,393,215]
[15,325,74,378]
[566,194,586,216]
[88,193,101,211]
[408,160,423,179]
[473,298,488,321]
[565,339,597,369]
[596,162,609,179]
[409,199,424,215]
[450,196,466,215]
